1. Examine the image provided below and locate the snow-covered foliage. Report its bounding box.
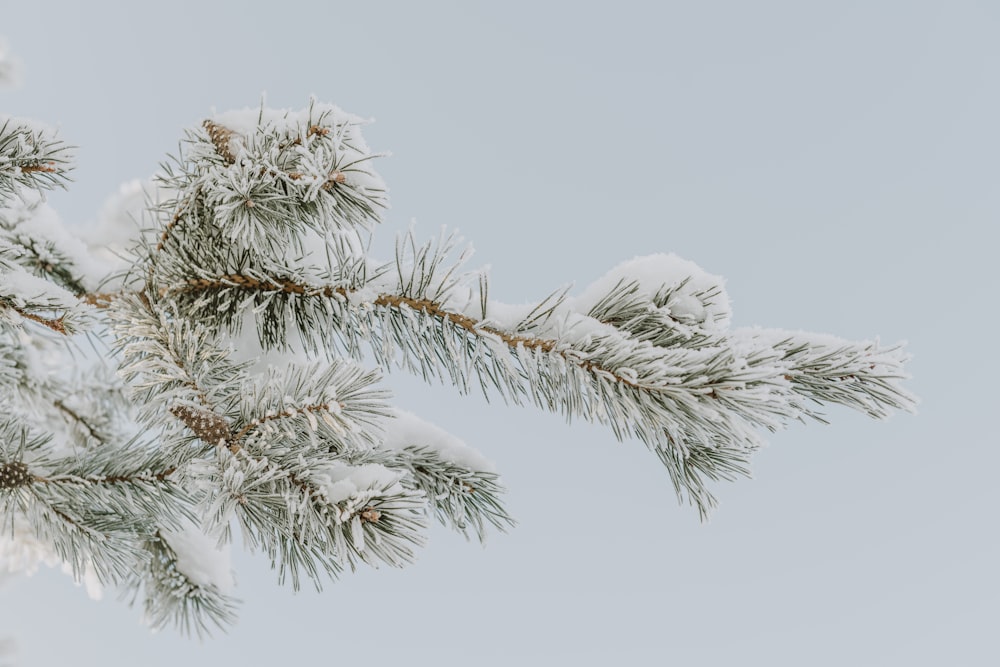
[0,98,915,637]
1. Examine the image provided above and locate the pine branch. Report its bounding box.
[373,445,513,542]
[81,262,914,518]
[123,531,239,638]
[109,292,247,446]
[52,398,106,446]
[0,420,191,585]
[0,117,73,202]
[0,98,917,637]
[199,446,427,590]
[0,192,97,299]
[158,261,913,516]
[109,291,431,587]
[0,251,92,335]
[3,304,68,333]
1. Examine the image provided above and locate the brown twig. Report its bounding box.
[80,292,118,307]
[80,278,636,388]
[19,162,59,174]
[155,190,199,254]
[169,275,637,389]
[7,305,68,334]
[32,469,177,486]
[53,399,104,444]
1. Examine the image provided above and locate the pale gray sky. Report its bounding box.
[1,1,997,665]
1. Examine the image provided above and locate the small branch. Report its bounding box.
[43,502,98,537]
[232,400,342,444]
[81,292,118,307]
[173,275,636,388]
[4,457,175,490]
[79,279,640,390]
[53,398,104,445]
[155,190,199,254]
[18,162,58,174]
[32,469,176,486]
[5,305,68,334]
[127,292,240,454]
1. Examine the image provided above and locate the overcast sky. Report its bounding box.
[1,1,997,665]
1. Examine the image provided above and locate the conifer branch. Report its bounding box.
[52,398,105,445]
[31,469,177,487]
[0,117,73,200]
[4,304,67,333]
[1,98,914,636]
[124,531,239,638]
[165,276,640,388]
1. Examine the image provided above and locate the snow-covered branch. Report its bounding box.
[147,248,913,515]
[0,99,915,635]
[0,117,72,202]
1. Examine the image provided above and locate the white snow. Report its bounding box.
[311,460,406,505]
[0,263,81,311]
[210,102,379,170]
[0,519,102,600]
[477,300,541,331]
[81,178,163,281]
[381,408,496,473]
[0,191,107,291]
[207,101,388,219]
[160,520,235,593]
[212,101,368,146]
[569,253,732,330]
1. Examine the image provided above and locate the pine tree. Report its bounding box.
[0,90,914,635]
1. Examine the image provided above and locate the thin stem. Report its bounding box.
[231,400,343,444]
[53,399,104,445]
[17,163,58,174]
[5,305,67,334]
[132,292,239,453]
[178,275,640,388]
[32,469,176,485]
[79,279,644,390]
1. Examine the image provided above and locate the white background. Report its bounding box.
[1,1,996,665]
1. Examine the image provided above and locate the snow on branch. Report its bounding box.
[0,249,92,335]
[145,224,913,516]
[0,99,915,635]
[123,525,238,638]
[0,419,190,586]
[0,117,73,202]
[150,101,387,266]
[1,190,108,295]
[378,409,513,541]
